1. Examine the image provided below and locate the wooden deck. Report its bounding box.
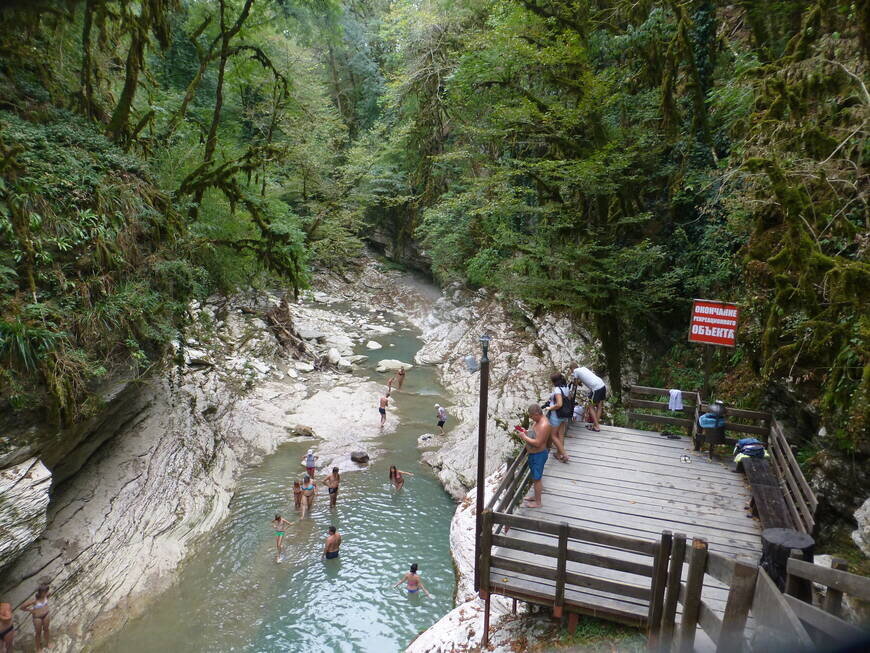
[488,421,762,644]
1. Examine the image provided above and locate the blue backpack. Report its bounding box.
[735,437,766,458]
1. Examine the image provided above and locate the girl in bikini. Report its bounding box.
[20,583,50,651]
[389,465,413,490]
[292,479,302,511]
[270,514,294,561]
[300,475,316,518]
[393,563,431,596]
[0,602,13,653]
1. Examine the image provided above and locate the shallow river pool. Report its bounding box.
[101,307,458,653]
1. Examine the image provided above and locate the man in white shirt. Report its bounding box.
[571,364,606,432]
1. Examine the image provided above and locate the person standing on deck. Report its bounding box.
[435,404,448,435]
[323,526,342,560]
[542,373,571,463]
[515,404,552,508]
[571,363,606,432]
[324,467,340,508]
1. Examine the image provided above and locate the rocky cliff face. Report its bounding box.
[0,284,402,651]
[0,458,51,570]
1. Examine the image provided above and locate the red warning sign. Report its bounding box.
[688,299,739,347]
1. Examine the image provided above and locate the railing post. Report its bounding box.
[479,510,493,599]
[553,521,569,619]
[648,530,673,650]
[660,532,687,652]
[717,560,758,652]
[678,538,708,653]
[822,558,848,618]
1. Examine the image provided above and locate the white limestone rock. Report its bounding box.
[0,458,51,569]
[366,340,382,350]
[852,497,870,557]
[375,359,414,373]
[326,347,342,365]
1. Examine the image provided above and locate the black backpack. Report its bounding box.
[556,387,574,419]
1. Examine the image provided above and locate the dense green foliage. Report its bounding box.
[1,1,867,495]
[344,0,867,454]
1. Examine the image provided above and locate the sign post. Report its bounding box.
[688,299,739,398]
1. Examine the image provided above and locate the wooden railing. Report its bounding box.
[625,385,773,451]
[626,386,703,445]
[768,419,817,535]
[649,536,870,652]
[479,509,666,629]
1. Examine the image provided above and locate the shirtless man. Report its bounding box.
[395,367,406,390]
[378,393,389,428]
[324,467,340,508]
[514,403,552,508]
[323,526,342,560]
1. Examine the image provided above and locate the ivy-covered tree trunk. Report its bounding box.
[107,23,145,144]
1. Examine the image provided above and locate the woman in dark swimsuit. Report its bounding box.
[389,465,413,490]
[0,602,13,653]
[21,584,50,651]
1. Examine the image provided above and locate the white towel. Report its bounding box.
[668,389,683,411]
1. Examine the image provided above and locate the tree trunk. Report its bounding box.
[595,312,623,401]
[107,23,145,144]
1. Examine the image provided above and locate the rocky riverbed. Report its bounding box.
[0,257,598,652]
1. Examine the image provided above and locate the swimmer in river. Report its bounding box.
[379,393,389,428]
[393,563,431,596]
[389,465,413,490]
[395,366,406,389]
[292,479,302,511]
[270,514,295,561]
[324,467,340,508]
[387,375,394,393]
[300,474,317,518]
[323,526,342,560]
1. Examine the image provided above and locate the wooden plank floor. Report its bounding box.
[488,422,762,648]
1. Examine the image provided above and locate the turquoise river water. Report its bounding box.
[101,306,458,653]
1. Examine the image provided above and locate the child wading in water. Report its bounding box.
[271,514,295,561]
[394,563,431,596]
[21,583,51,651]
[292,479,302,510]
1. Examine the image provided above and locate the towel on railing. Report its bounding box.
[668,389,684,411]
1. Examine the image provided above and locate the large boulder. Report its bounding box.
[365,340,382,350]
[350,451,370,463]
[374,359,413,373]
[326,347,342,365]
[0,458,51,570]
[852,497,870,557]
